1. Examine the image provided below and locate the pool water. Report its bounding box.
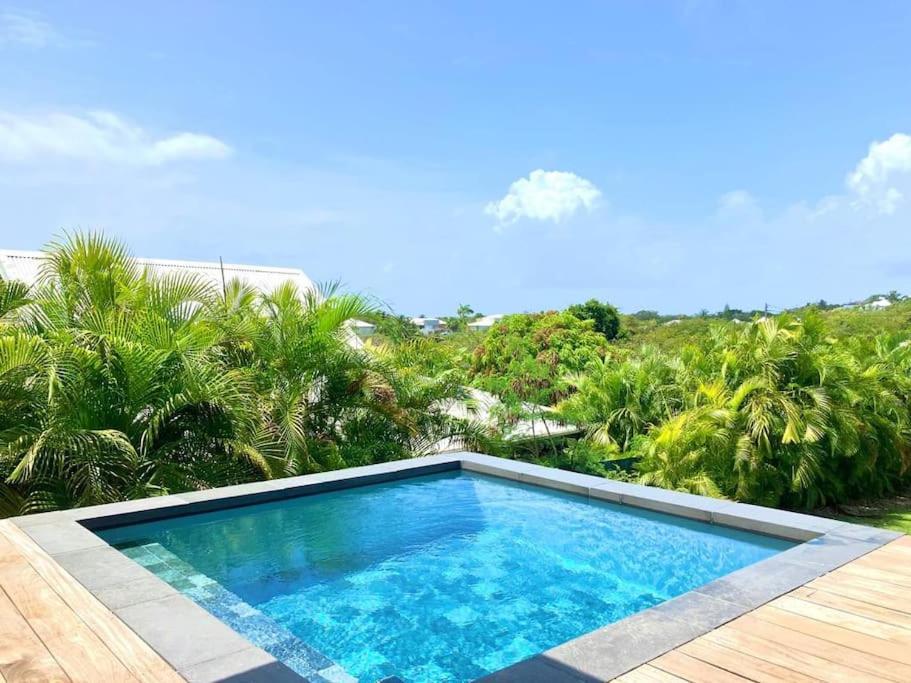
[99,471,791,682]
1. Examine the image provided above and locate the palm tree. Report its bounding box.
[558,347,682,453]
[0,234,264,514]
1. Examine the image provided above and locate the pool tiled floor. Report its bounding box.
[120,541,356,683]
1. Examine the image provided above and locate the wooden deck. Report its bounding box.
[0,520,182,682]
[0,517,909,683]
[617,536,911,683]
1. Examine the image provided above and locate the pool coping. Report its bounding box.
[8,451,902,683]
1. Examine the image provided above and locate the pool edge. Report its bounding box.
[9,452,902,683]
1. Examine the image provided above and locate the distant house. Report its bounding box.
[467,314,505,332]
[351,319,376,338]
[663,319,682,326]
[433,387,581,452]
[864,298,892,310]
[411,317,448,335]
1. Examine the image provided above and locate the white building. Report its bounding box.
[864,298,892,310]
[351,319,377,338]
[0,249,376,349]
[410,317,447,335]
[467,314,506,332]
[0,249,317,297]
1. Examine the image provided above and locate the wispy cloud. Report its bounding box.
[715,189,762,222]
[485,169,602,228]
[0,110,233,165]
[0,11,61,48]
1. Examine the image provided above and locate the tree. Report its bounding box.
[558,347,682,452]
[0,232,468,516]
[566,299,622,340]
[0,233,266,514]
[470,311,608,405]
[373,311,418,342]
[457,303,475,322]
[443,303,479,333]
[566,313,911,509]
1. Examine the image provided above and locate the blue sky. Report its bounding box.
[1,1,911,315]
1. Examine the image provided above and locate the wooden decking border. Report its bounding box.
[617,536,911,683]
[0,520,182,682]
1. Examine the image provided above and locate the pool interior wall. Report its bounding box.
[98,470,793,683]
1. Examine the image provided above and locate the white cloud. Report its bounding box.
[847,133,911,214]
[0,110,232,165]
[0,11,60,48]
[485,169,601,226]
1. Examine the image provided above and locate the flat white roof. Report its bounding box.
[0,249,316,295]
[468,314,506,327]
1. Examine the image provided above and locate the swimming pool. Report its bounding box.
[99,471,792,682]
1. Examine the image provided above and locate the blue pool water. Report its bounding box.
[99,471,791,682]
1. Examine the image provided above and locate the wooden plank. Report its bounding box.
[704,620,884,683]
[649,650,750,683]
[773,594,911,644]
[0,588,70,683]
[790,585,911,629]
[0,523,183,683]
[730,613,911,682]
[849,551,911,578]
[875,542,911,563]
[0,532,29,571]
[679,636,822,683]
[0,563,135,682]
[753,603,911,667]
[614,664,687,682]
[806,573,911,614]
[834,561,911,589]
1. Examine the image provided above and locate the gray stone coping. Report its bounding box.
[9,452,902,683]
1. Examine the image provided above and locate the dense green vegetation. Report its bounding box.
[2,232,909,521]
[431,299,911,512]
[561,315,911,509]
[470,311,608,405]
[0,234,471,516]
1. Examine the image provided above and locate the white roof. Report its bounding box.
[351,319,376,329]
[0,249,316,295]
[433,387,580,452]
[468,314,506,328]
[869,298,892,308]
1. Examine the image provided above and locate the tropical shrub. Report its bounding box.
[469,311,608,405]
[0,234,466,516]
[563,314,911,509]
